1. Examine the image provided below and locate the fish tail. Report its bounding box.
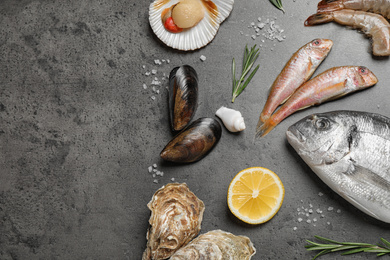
[255,118,277,138]
[317,0,343,13]
[304,13,334,26]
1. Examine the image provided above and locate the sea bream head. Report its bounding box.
[286,112,353,167]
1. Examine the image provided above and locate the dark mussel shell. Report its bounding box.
[169,65,198,132]
[160,118,222,163]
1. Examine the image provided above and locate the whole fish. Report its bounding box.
[286,111,390,223]
[317,0,390,19]
[256,66,378,137]
[305,10,390,56]
[257,39,333,125]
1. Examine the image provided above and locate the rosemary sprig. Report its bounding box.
[231,44,260,103]
[269,0,285,13]
[306,235,390,259]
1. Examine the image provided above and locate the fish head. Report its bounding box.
[286,112,350,166]
[307,38,333,60]
[353,66,378,89]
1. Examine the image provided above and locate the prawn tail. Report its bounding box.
[317,0,343,13]
[304,12,334,26]
[255,118,277,138]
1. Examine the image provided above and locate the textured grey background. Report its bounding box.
[1,0,390,259]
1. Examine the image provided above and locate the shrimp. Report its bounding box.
[305,10,390,56]
[256,66,378,137]
[317,0,390,19]
[256,39,333,126]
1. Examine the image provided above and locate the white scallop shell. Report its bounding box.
[149,0,234,51]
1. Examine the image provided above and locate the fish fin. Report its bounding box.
[317,0,343,13]
[304,12,334,26]
[255,118,277,138]
[319,81,348,103]
[344,162,390,191]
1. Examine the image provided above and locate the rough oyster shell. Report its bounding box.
[149,0,234,51]
[170,229,256,259]
[142,183,205,260]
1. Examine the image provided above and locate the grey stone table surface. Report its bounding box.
[1,0,390,259]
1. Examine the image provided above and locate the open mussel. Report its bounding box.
[169,65,198,132]
[170,229,256,259]
[160,117,222,163]
[142,183,205,260]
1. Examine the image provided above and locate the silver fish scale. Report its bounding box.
[287,110,390,223]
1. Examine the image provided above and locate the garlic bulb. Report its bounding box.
[215,106,246,132]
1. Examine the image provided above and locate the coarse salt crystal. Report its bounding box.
[153,164,157,168]
[145,71,151,76]
[200,55,206,61]
[152,69,157,74]
[143,84,147,89]
[171,178,175,181]
[151,96,156,100]
[328,207,334,211]
[293,227,297,231]
[298,218,303,222]
[148,166,153,173]
[153,179,159,183]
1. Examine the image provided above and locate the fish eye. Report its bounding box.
[312,39,320,45]
[314,118,329,130]
[359,66,367,74]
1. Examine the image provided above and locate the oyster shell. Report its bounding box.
[149,0,234,51]
[142,183,205,260]
[160,117,222,163]
[170,229,256,259]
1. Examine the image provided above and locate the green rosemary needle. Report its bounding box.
[231,44,260,103]
[269,0,285,13]
[306,235,390,259]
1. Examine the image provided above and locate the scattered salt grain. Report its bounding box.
[151,69,157,75]
[148,166,153,173]
[306,219,312,224]
[154,59,162,65]
[143,84,147,89]
[337,209,341,213]
[153,164,157,168]
[153,179,159,184]
[293,227,297,231]
[145,71,151,76]
[328,207,334,211]
[151,96,156,101]
[318,192,324,196]
[200,55,206,61]
[298,218,303,222]
[171,178,175,182]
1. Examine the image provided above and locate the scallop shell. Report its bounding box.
[149,0,234,51]
[142,183,205,260]
[170,229,256,259]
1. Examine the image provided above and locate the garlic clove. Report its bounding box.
[215,106,246,132]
